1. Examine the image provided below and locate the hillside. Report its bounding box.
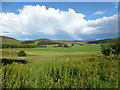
[33,39,80,44]
[0,35,21,45]
[87,39,108,44]
[34,38,51,42]
[53,40,84,44]
[106,37,120,43]
[1,35,119,45]
[87,37,120,44]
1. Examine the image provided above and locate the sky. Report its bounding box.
[0,2,118,40]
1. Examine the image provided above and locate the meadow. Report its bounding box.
[1,43,120,88]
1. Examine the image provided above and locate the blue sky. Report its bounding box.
[2,2,117,20]
[0,2,118,40]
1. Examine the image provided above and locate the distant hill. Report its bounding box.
[0,35,21,45]
[34,38,51,42]
[0,35,16,40]
[87,37,120,44]
[1,35,119,45]
[53,40,78,44]
[33,38,61,45]
[33,38,84,44]
[106,37,120,43]
[87,39,108,44]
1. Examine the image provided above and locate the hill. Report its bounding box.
[34,38,51,42]
[53,40,83,44]
[0,35,21,45]
[1,35,119,45]
[87,39,108,44]
[34,39,80,44]
[106,37,120,43]
[87,37,120,44]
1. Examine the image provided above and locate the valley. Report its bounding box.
[0,35,119,88]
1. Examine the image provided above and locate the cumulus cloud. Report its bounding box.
[93,11,106,16]
[0,5,118,40]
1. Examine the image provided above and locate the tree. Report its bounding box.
[64,44,70,47]
[18,50,26,57]
[71,44,74,46]
[21,41,35,44]
[101,42,120,56]
[58,44,63,47]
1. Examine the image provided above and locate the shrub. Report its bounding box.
[71,44,74,46]
[64,44,68,47]
[101,42,120,56]
[18,50,26,57]
[102,47,111,56]
[110,42,120,55]
[64,44,70,47]
[58,44,63,47]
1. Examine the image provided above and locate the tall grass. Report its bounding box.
[2,55,119,88]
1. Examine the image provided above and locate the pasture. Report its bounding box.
[2,44,101,57]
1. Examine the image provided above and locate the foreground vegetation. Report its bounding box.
[2,55,119,88]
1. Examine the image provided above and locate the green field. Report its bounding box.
[2,44,101,58]
[1,43,119,88]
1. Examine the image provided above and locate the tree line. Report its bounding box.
[1,44,47,49]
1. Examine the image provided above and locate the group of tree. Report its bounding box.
[37,41,60,45]
[1,44,48,49]
[1,44,38,49]
[56,43,84,47]
[21,41,35,44]
[71,43,85,46]
[101,42,120,56]
[57,44,71,47]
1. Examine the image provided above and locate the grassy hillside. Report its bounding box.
[0,35,21,45]
[1,35,86,46]
[1,35,119,45]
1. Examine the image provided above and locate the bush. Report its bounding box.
[18,51,26,57]
[58,44,63,47]
[64,44,68,47]
[101,42,120,56]
[64,44,71,47]
[110,42,120,55]
[57,44,70,47]
[71,44,74,46]
[102,47,111,56]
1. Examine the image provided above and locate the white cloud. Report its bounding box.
[0,5,118,40]
[93,11,106,16]
[114,2,118,8]
[115,5,118,8]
